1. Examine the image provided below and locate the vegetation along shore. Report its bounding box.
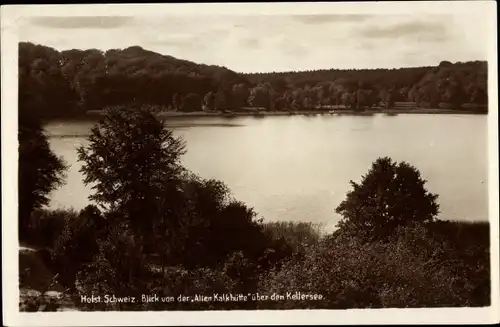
[19,105,490,311]
[20,42,487,122]
[85,107,486,119]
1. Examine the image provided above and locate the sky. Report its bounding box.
[19,13,491,73]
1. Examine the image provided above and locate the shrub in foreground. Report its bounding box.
[258,222,490,309]
[335,157,439,241]
[74,223,153,311]
[262,221,323,256]
[51,205,105,288]
[24,209,78,248]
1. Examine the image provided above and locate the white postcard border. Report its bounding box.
[2,2,498,326]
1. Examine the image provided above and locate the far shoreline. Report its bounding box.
[83,108,487,120]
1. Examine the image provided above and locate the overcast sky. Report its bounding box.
[19,13,490,73]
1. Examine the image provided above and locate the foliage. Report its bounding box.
[19,42,248,118]
[259,221,490,309]
[141,172,284,271]
[262,221,322,256]
[18,111,67,239]
[23,208,490,311]
[246,61,487,110]
[25,209,78,248]
[203,92,216,111]
[19,42,488,121]
[77,106,186,253]
[76,107,278,271]
[248,84,274,109]
[335,157,439,241]
[70,108,291,310]
[75,223,153,311]
[182,93,202,112]
[257,160,487,310]
[51,205,105,288]
[19,43,78,119]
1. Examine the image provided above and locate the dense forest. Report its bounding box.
[244,60,488,110]
[19,42,488,121]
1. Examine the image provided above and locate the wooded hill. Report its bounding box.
[19,42,488,120]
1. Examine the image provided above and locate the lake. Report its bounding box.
[45,113,488,231]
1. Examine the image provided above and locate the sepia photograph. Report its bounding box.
[1,1,499,325]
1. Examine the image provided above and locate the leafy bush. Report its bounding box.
[381,223,489,307]
[335,157,439,241]
[177,175,273,268]
[75,223,153,311]
[24,209,78,248]
[262,221,323,255]
[258,221,490,309]
[424,221,490,306]
[51,205,105,288]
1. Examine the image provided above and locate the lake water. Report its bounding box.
[45,114,488,231]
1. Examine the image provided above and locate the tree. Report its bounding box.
[18,112,67,238]
[356,89,376,110]
[172,93,182,111]
[52,204,105,287]
[379,89,395,109]
[268,77,288,94]
[335,157,439,241]
[182,93,202,112]
[291,99,301,111]
[177,176,268,268]
[77,106,186,253]
[441,78,467,108]
[215,89,228,110]
[231,84,250,108]
[408,86,419,106]
[75,222,152,310]
[439,61,453,68]
[203,92,216,111]
[274,96,288,111]
[399,86,410,101]
[417,82,440,108]
[291,88,305,105]
[341,92,356,109]
[248,84,272,109]
[19,42,489,120]
[302,97,314,110]
[76,106,280,273]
